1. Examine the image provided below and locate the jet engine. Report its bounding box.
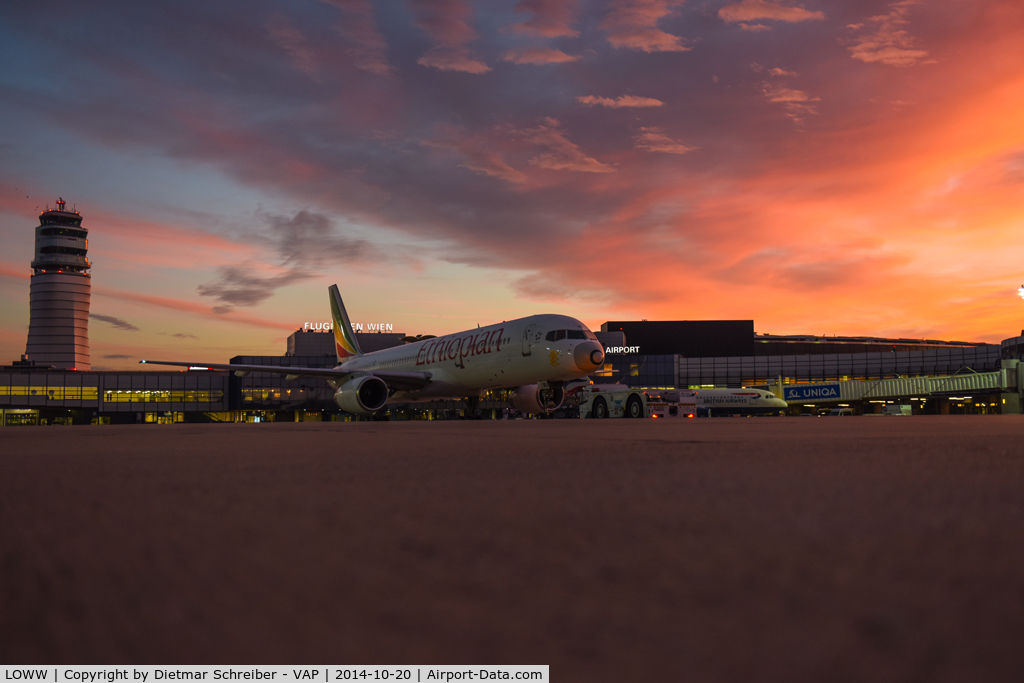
[334,375,389,415]
[509,384,565,415]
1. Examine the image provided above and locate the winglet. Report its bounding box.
[329,284,362,362]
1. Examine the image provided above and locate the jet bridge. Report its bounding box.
[780,360,1022,408]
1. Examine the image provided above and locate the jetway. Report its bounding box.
[779,360,1021,407]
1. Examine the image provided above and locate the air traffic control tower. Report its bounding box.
[24,198,91,370]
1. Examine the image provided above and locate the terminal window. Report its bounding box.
[0,386,98,400]
[102,390,224,404]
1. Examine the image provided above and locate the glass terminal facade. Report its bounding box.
[0,370,228,425]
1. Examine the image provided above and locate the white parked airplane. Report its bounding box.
[141,285,606,416]
[678,388,788,416]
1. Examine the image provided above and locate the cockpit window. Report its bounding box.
[547,329,593,342]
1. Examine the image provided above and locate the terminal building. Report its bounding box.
[598,321,1019,415]
[2,201,1022,423]
[4,323,1022,424]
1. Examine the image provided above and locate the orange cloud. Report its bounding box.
[634,128,697,154]
[502,47,579,65]
[577,95,664,108]
[506,0,579,37]
[720,0,825,24]
[849,1,930,66]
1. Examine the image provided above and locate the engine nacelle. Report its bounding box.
[509,384,565,414]
[334,375,389,415]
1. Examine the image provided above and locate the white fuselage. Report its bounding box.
[683,388,788,413]
[333,314,604,402]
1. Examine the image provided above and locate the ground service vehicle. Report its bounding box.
[648,395,697,419]
[881,404,911,416]
[576,383,648,419]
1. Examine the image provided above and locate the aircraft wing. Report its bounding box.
[139,360,433,391]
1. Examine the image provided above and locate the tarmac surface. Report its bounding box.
[2,416,1024,681]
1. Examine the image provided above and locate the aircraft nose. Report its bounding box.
[573,340,604,372]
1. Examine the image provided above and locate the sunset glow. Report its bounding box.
[2,0,1023,369]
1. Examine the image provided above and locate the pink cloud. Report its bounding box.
[719,0,825,24]
[502,47,579,65]
[601,0,691,53]
[93,287,296,331]
[409,0,490,73]
[0,261,30,281]
[423,127,528,184]
[577,95,664,107]
[319,0,392,74]
[506,0,580,37]
[265,15,318,77]
[521,118,615,173]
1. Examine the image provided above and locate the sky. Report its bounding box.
[1,0,1023,370]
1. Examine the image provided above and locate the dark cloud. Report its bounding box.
[90,313,140,332]
[268,209,373,267]
[102,354,133,359]
[197,209,378,309]
[198,266,311,309]
[173,332,199,339]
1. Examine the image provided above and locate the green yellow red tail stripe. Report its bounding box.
[329,285,362,361]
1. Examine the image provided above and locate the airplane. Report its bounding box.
[140,285,607,416]
[563,382,788,417]
[678,388,788,416]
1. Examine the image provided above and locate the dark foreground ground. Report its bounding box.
[2,417,1024,681]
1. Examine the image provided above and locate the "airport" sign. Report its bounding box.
[605,346,640,354]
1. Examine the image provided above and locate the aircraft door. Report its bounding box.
[522,323,536,356]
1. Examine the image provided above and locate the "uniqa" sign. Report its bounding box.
[784,384,841,401]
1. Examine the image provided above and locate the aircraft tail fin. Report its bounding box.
[329,285,362,362]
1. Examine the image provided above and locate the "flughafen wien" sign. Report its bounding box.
[303,322,394,332]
